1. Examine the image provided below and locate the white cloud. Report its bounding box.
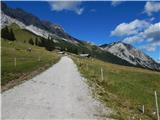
[111,19,149,36]
[143,22,160,43]
[123,22,160,43]
[122,22,160,52]
[144,1,160,16]
[123,33,144,44]
[140,41,160,52]
[49,1,84,15]
[111,1,123,7]
[111,17,160,52]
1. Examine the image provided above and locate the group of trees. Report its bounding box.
[67,46,78,54]
[28,36,87,54]
[28,37,55,51]
[39,37,55,51]
[1,26,16,41]
[1,26,88,55]
[28,38,34,45]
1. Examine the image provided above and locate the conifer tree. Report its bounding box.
[10,29,16,41]
[1,26,10,39]
[35,38,39,46]
[28,38,34,45]
[1,27,16,41]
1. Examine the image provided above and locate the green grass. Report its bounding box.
[8,23,41,43]
[72,56,160,120]
[1,39,60,86]
[1,23,61,87]
[1,23,60,86]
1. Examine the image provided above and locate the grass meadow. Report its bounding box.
[73,56,160,120]
[1,39,60,87]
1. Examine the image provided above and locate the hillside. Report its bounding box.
[1,23,61,90]
[73,55,160,120]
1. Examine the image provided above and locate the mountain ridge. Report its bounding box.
[1,2,80,44]
[100,41,160,70]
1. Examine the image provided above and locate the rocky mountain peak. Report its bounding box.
[100,41,160,71]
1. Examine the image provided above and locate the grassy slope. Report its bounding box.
[72,56,160,120]
[8,23,41,42]
[1,24,60,87]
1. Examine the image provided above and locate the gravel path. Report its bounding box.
[2,56,113,119]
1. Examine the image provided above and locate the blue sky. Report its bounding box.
[4,1,160,61]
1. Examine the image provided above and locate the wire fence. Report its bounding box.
[76,58,160,120]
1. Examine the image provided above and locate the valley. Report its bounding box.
[1,1,160,120]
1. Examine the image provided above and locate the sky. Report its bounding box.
[4,1,160,61]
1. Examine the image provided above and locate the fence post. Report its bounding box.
[14,57,16,67]
[142,105,144,114]
[155,91,160,120]
[101,67,104,82]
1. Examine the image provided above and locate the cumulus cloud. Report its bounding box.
[111,19,149,36]
[111,18,160,52]
[123,22,160,44]
[111,1,123,7]
[140,40,160,52]
[143,22,160,43]
[144,1,160,16]
[49,1,84,15]
[123,33,144,43]
[123,22,160,52]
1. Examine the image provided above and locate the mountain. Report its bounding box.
[1,2,79,44]
[100,42,160,71]
[1,2,159,71]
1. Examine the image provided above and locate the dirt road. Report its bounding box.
[2,56,113,119]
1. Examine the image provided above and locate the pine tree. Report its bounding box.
[45,38,55,51]
[10,29,16,41]
[1,27,16,41]
[28,38,34,45]
[35,38,39,46]
[74,48,78,54]
[1,26,10,40]
[39,37,45,47]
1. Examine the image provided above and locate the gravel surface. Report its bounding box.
[2,56,113,119]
